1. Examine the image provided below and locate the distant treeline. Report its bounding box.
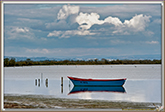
[4,58,161,67]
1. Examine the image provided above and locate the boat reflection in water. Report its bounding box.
[68,86,126,95]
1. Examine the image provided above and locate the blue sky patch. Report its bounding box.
[3,3,162,59]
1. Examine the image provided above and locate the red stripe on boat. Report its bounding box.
[67,76,126,81]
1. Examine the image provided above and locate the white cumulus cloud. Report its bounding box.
[47,31,62,37]
[14,27,29,33]
[47,30,95,38]
[76,12,104,30]
[5,26,34,40]
[76,11,151,33]
[57,5,79,20]
[104,16,123,26]
[26,48,49,54]
[146,41,159,44]
[112,14,151,34]
[123,14,151,32]
[76,12,123,30]
[48,5,152,38]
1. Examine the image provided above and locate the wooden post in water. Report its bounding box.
[45,78,48,87]
[61,77,63,93]
[41,73,43,84]
[35,79,37,86]
[38,79,40,87]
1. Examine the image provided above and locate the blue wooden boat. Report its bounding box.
[67,76,126,86]
[68,86,126,95]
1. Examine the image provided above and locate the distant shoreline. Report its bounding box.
[4,58,161,67]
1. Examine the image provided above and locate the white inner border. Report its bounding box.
[1,1,164,110]
[1,1,4,111]
[161,2,164,107]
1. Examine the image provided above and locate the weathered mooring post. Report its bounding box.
[45,78,48,87]
[38,79,40,87]
[35,79,37,86]
[41,73,43,84]
[61,77,63,93]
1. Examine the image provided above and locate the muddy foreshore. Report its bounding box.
[4,94,160,110]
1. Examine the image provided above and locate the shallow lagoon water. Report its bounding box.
[4,65,161,103]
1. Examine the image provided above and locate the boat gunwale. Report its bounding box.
[67,76,127,81]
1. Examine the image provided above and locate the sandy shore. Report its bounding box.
[4,94,160,109]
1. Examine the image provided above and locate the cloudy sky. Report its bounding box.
[4,3,162,58]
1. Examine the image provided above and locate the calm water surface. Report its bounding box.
[4,65,161,103]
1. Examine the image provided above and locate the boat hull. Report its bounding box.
[68,76,126,86]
